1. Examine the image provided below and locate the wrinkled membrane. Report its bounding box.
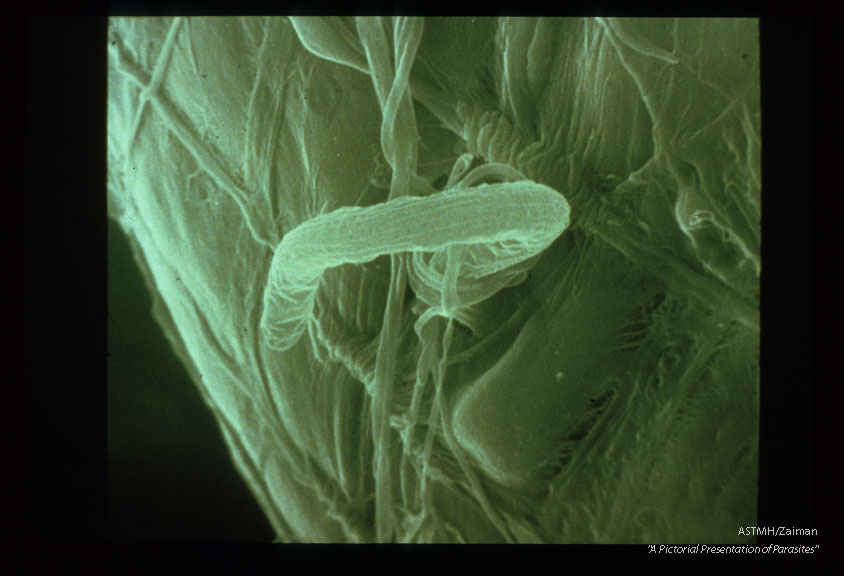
[107,17,760,542]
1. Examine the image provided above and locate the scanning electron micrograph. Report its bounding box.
[107,17,760,543]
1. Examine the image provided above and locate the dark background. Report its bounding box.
[106,219,274,541]
[24,14,826,546]
[25,16,276,543]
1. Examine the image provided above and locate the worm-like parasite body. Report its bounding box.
[260,180,570,351]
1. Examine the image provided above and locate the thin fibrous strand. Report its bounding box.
[358,16,423,542]
[126,17,184,158]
